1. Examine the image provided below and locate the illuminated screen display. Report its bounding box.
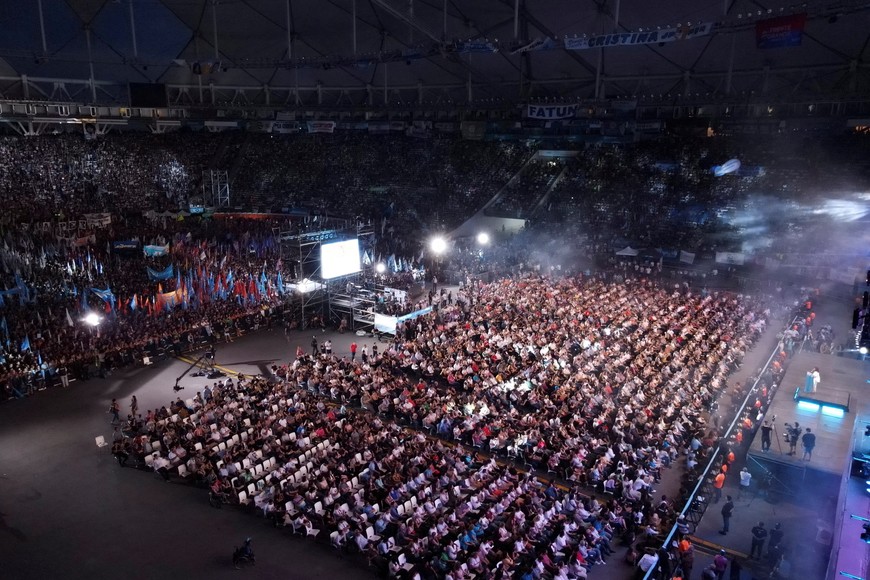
[320,239,361,279]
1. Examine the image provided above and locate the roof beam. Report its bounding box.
[369,0,443,45]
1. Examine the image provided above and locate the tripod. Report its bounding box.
[769,421,785,455]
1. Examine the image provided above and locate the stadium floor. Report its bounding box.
[0,290,819,580]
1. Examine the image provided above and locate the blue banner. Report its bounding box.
[147,264,174,281]
[112,240,139,250]
[143,244,169,257]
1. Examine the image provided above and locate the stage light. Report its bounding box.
[375,262,386,274]
[861,347,868,355]
[797,400,820,412]
[822,405,845,418]
[82,312,101,327]
[429,236,448,255]
[476,232,490,245]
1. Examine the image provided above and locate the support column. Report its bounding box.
[725,35,736,94]
[613,0,621,31]
[317,82,323,105]
[352,0,357,55]
[85,26,97,103]
[417,80,423,105]
[264,84,271,105]
[36,0,48,56]
[682,70,691,98]
[383,64,388,104]
[442,0,448,40]
[128,0,139,60]
[466,73,472,103]
[514,0,520,40]
[287,0,298,61]
[595,48,603,99]
[211,0,220,61]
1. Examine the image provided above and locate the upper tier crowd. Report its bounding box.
[115,274,767,579]
[0,129,865,396]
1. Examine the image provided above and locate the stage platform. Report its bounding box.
[747,352,869,479]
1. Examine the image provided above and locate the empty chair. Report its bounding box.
[366,526,380,543]
[194,442,203,451]
[177,464,190,478]
[94,435,108,448]
[238,491,250,506]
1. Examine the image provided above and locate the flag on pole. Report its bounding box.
[65,308,74,327]
[20,335,30,351]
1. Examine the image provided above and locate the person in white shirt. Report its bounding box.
[738,467,752,499]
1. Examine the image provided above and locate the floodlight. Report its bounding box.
[83,312,101,327]
[476,232,490,245]
[429,236,448,255]
[375,262,387,274]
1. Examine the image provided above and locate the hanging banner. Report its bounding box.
[272,121,301,134]
[525,104,579,120]
[146,264,175,281]
[84,213,112,227]
[368,121,390,134]
[143,244,169,257]
[756,13,807,49]
[73,234,96,247]
[460,121,487,141]
[112,240,139,250]
[715,252,746,266]
[679,251,696,264]
[246,120,274,133]
[565,22,712,51]
[306,121,335,134]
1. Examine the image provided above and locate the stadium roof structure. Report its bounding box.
[0,0,867,107]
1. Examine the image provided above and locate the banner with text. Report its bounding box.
[525,104,579,120]
[756,13,806,49]
[306,121,336,134]
[715,252,746,266]
[565,22,712,51]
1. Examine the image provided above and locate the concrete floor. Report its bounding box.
[0,288,837,580]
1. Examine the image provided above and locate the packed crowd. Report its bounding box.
[116,273,768,578]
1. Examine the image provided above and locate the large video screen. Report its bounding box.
[320,239,361,279]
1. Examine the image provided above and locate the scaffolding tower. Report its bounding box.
[276,218,379,332]
[203,170,230,208]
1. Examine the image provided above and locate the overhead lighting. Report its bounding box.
[476,232,490,245]
[429,236,448,255]
[375,262,386,274]
[82,312,101,327]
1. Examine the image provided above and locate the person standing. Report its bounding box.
[787,422,800,455]
[310,336,318,356]
[802,428,816,461]
[750,521,768,559]
[812,367,821,392]
[350,341,358,362]
[109,398,121,425]
[760,421,772,452]
[719,496,734,535]
[713,467,726,503]
[130,395,138,418]
[768,522,784,556]
[738,468,752,499]
[712,550,729,580]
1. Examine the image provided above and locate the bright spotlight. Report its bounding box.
[375,262,386,274]
[861,347,868,355]
[429,236,448,255]
[82,312,101,327]
[476,232,490,245]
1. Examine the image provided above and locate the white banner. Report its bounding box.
[374,313,398,335]
[84,213,112,227]
[272,121,301,134]
[715,252,745,266]
[525,104,579,120]
[306,121,335,134]
[679,251,695,264]
[565,22,712,50]
[247,120,274,133]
